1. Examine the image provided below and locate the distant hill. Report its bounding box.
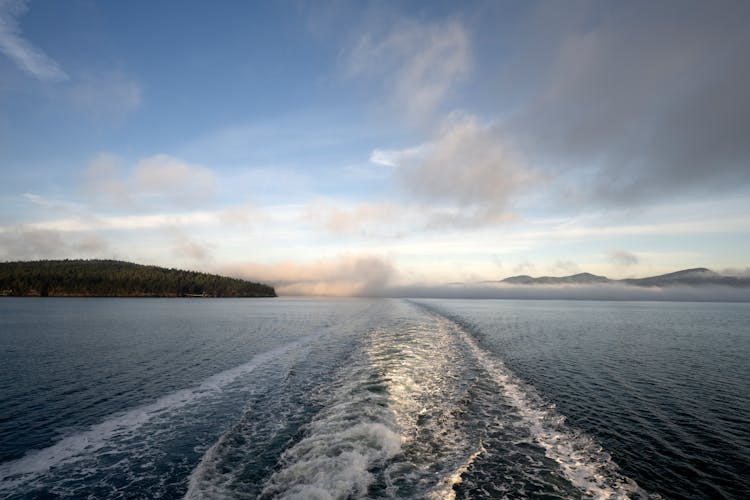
[502,272,610,285]
[501,268,750,288]
[0,260,276,297]
[620,268,742,287]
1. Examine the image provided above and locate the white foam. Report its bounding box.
[183,425,237,500]
[0,337,311,491]
[259,422,402,499]
[429,441,486,500]
[249,313,473,499]
[448,316,645,499]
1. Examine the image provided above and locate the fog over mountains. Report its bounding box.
[499,268,750,288]
[380,268,750,301]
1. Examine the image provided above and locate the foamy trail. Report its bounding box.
[255,353,404,499]
[247,305,479,499]
[427,442,486,500]
[443,314,646,499]
[0,337,314,492]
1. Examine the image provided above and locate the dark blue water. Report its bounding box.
[0,298,748,498]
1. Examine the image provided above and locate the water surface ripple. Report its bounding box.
[1,297,747,499]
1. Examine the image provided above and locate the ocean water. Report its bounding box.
[0,298,748,499]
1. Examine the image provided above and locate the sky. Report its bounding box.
[1,0,749,296]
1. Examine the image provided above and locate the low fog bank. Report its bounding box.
[375,283,750,302]
[220,255,750,301]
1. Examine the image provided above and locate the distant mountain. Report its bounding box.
[0,259,276,297]
[623,268,750,287]
[502,272,611,285]
[501,268,750,288]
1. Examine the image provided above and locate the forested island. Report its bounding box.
[0,260,276,297]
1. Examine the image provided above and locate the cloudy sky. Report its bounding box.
[1,0,749,295]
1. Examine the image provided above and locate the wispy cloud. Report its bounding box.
[22,212,219,233]
[346,18,471,123]
[0,0,67,82]
[368,144,428,167]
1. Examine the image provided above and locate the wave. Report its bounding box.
[0,337,314,493]
[419,305,648,499]
[188,301,485,499]
[3,299,655,498]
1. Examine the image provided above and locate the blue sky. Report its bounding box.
[1,0,749,295]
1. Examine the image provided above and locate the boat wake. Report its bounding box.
[0,337,315,497]
[2,299,652,498]
[189,300,649,498]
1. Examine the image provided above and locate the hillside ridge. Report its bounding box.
[501,268,749,288]
[0,259,276,297]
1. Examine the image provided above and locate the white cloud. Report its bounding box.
[368,144,429,167]
[346,19,471,122]
[23,212,218,232]
[396,114,533,222]
[364,115,534,229]
[83,153,217,208]
[134,154,216,201]
[0,0,67,82]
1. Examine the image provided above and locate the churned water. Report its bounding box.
[0,298,748,499]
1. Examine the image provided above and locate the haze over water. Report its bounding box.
[1,298,748,499]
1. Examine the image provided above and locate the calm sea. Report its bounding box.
[0,298,748,499]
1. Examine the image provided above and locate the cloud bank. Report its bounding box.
[379,283,750,302]
[506,0,750,205]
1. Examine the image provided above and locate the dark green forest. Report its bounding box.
[0,260,276,297]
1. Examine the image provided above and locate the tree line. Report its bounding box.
[0,259,276,297]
